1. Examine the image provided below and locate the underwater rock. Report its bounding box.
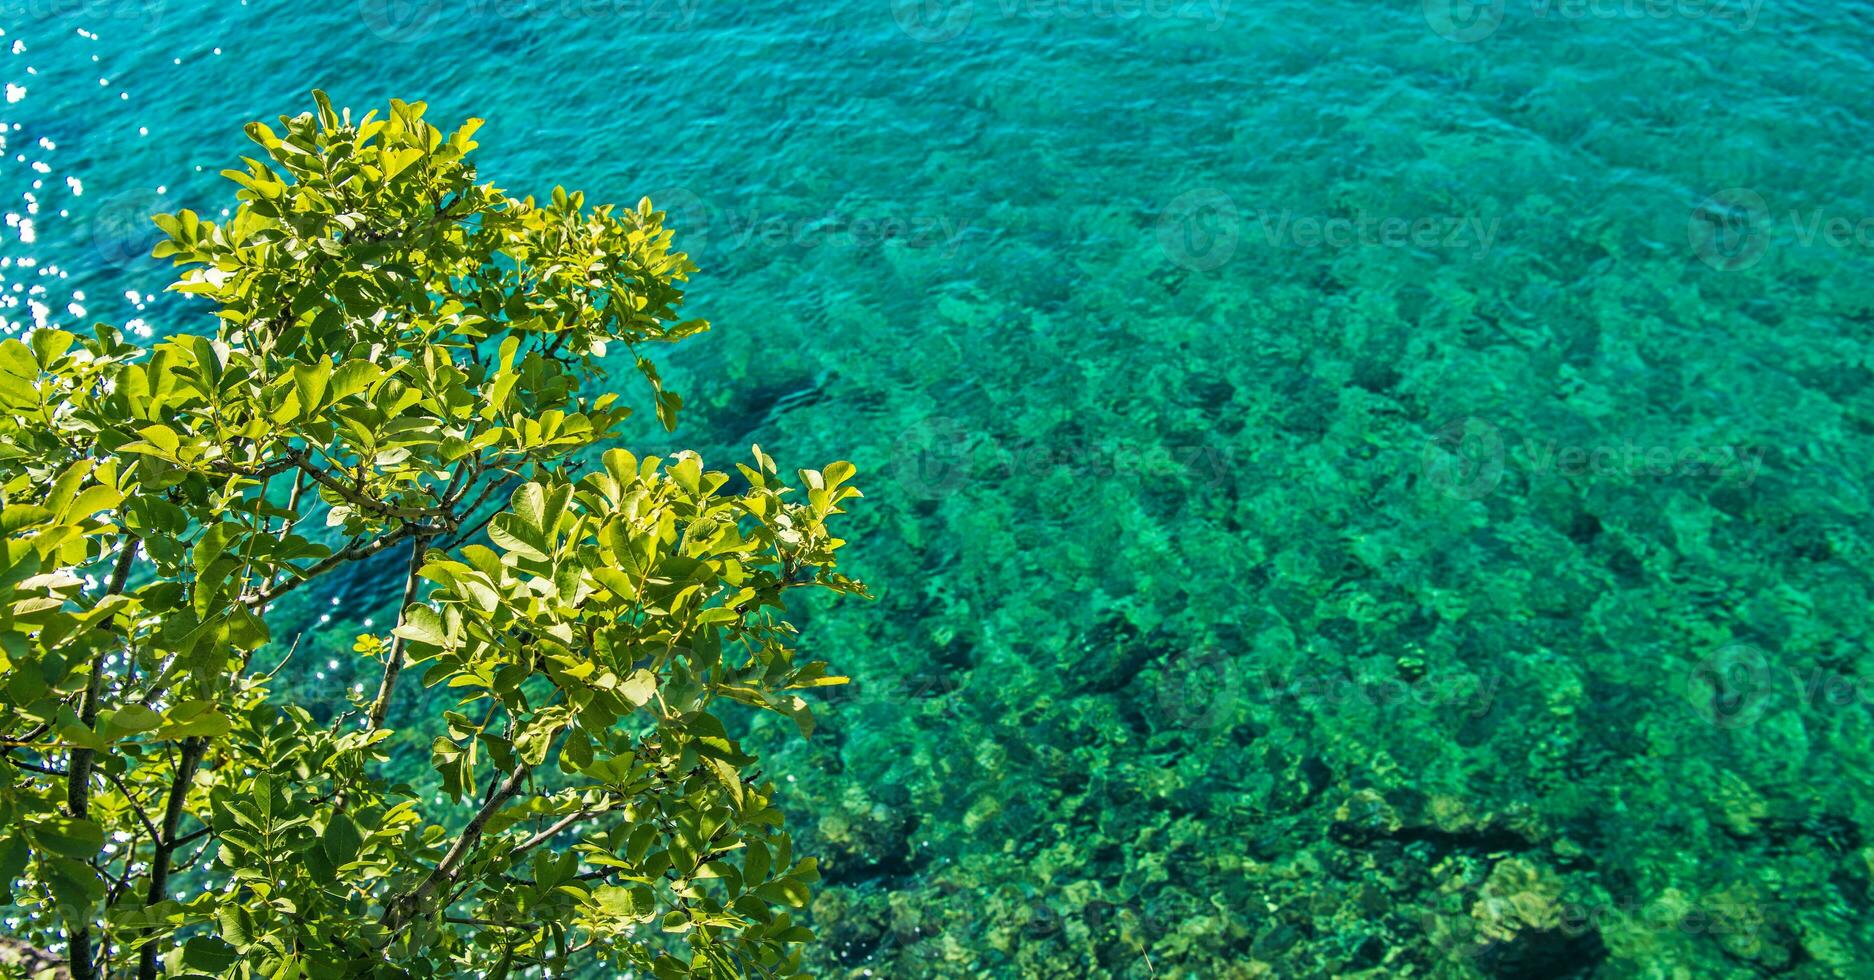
[812,785,917,884]
[1471,859,1608,978]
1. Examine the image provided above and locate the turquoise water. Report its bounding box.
[7,1,1874,975]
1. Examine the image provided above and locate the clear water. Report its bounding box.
[6,1,1873,975]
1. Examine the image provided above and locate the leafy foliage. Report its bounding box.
[0,93,864,979]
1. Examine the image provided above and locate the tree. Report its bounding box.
[0,92,866,979]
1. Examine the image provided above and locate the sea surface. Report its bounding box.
[5,0,1874,975]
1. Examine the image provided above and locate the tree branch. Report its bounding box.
[240,519,432,610]
[289,448,460,531]
[0,937,70,980]
[368,533,432,730]
[135,736,207,980]
[511,806,604,858]
[65,537,138,980]
[382,760,531,933]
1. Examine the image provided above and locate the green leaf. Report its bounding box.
[594,884,657,923]
[218,904,253,950]
[618,669,657,709]
[181,936,239,973]
[392,605,449,648]
[156,701,231,740]
[488,513,550,562]
[134,423,181,457]
[329,360,379,401]
[323,812,365,866]
[103,703,163,736]
[292,358,333,414]
[512,482,548,532]
[29,816,103,859]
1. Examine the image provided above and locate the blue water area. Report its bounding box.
[6,0,1874,974]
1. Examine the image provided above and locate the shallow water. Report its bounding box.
[6,0,1874,975]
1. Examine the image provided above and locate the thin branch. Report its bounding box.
[103,770,162,845]
[65,537,138,980]
[240,519,431,609]
[134,736,206,980]
[368,533,432,730]
[289,448,460,530]
[511,807,604,858]
[382,760,531,933]
[170,824,215,849]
